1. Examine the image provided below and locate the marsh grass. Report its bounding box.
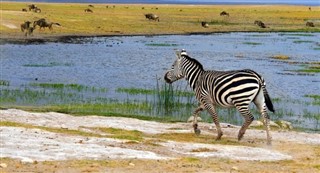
[145,43,178,47]
[293,40,314,44]
[23,62,73,67]
[0,80,10,86]
[30,83,108,92]
[1,80,319,130]
[305,94,320,105]
[278,33,315,37]
[297,64,320,73]
[242,42,262,45]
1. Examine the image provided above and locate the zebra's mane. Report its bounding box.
[182,55,204,71]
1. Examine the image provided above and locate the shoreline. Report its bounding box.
[1,30,319,44]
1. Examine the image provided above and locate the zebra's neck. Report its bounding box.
[182,57,204,90]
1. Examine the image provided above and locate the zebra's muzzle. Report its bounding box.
[164,71,172,84]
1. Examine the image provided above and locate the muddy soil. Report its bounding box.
[0,109,319,172]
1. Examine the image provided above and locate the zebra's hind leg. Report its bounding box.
[254,93,272,145]
[262,111,272,145]
[192,105,204,135]
[237,107,254,141]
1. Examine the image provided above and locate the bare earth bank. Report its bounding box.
[0,109,319,172]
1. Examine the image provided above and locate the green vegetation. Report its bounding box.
[30,82,107,92]
[0,121,101,137]
[23,62,73,67]
[305,95,320,105]
[278,33,315,37]
[1,80,319,131]
[297,65,320,73]
[116,87,155,95]
[95,127,144,141]
[0,80,10,86]
[293,40,314,44]
[242,42,262,45]
[0,121,145,141]
[145,43,178,47]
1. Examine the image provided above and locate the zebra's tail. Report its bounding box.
[262,85,275,113]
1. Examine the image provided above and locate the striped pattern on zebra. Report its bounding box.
[164,50,274,145]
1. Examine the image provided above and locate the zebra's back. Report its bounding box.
[197,69,262,108]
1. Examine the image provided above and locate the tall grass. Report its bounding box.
[0,80,10,86]
[1,80,319,130]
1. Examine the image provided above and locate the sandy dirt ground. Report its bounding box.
[0,109,319,172]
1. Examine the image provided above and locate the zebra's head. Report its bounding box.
[164,49,188,84]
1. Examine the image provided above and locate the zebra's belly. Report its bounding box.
[215,98,235,108]
[212,84,259,108]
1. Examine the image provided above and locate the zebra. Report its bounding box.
[164,50,274,145]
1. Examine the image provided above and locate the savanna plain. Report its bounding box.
[1,2,320,173]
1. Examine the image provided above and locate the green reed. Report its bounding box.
[1,79,319,130]
[0,80,10,86]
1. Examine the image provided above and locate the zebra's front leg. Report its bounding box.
[192,105,204,135]
[206,105,223,140]
[237,108,254,141]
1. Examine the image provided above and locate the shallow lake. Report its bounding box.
[1,32,319,130]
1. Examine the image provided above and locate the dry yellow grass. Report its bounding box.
[1,2,319,38]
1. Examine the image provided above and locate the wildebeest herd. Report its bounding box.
[22,4,41,13]
[20,4,61,36]
[201,10,315,29]
[19,4,316,37]
[21,18,61,36]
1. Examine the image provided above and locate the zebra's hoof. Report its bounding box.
[194,129,201,135]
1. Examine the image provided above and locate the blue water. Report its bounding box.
[1,32,319,130]
[6,0,320,6]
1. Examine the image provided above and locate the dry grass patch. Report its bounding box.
[1,2,320,38]
[271,54,290,60]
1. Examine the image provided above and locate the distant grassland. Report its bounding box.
[1,2,320,38]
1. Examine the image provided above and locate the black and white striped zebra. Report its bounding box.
[164,50,274,145]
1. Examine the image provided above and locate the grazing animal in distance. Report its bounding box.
[164,50,274,145]
[28,4,36,11]
[88,5,94,8]
[21,21,34,36]
[28,4,41,13]
[84,8,93,13]
[21,21,31,32]
[33,18,61,30]
[201,21,209,28]
[220,11,229,16]
[306,22,315,27]
[254,20,267,28]
[144,13,160,22]
[22,8,27,12]
[25,27,34,36]
[33,7,41,13]
[33,18,47,29]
